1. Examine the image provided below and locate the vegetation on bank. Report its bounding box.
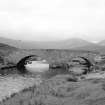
[0,74,105,105]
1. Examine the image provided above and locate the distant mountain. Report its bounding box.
[0,37,93,49]
[98,40,105,46]
[55,38,92,49]
[0,37,105,53]
[72,44,105,52]
[0,37,39,49]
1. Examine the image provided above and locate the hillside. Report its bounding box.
[1,75,105,105]
[34,38,92,49]
[0,43,17,56]
[0,37,39,49]
[0,37,105,53]
[0,37,94,49]
[72,44,105,52]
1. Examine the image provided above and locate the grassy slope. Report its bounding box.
[0,43,17,59]
[0,43,18,66]
[0,74,105,105]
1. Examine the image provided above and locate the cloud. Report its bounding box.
[0,0,105,41]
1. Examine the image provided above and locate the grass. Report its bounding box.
[0,73,105,105]
[0,74,104,105]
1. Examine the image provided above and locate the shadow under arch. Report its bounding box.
[77,56,93,73]
[16,55,41,73]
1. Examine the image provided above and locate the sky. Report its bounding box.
[0,0,105,42]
